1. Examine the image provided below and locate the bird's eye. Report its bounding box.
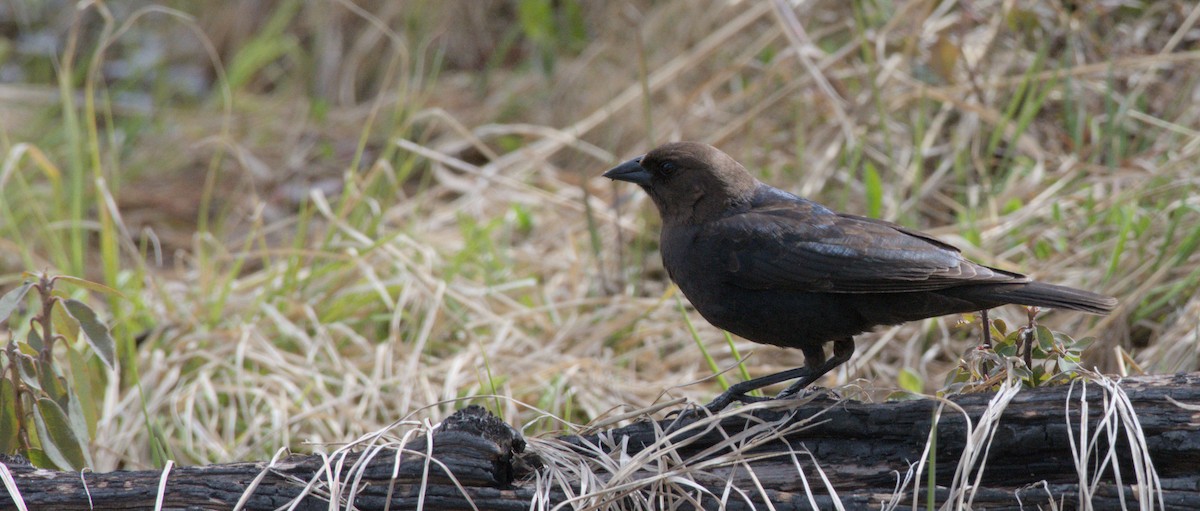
[660,161,678,174]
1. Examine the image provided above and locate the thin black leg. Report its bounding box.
[1021,306,1039,368]
[777,337,854,398]
[702,337,856,412]
[980,309,992,348]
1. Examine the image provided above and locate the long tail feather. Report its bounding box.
[981,281,1117,314]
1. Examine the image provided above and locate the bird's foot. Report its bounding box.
[667,386,832,431]
[774,377,818,400]
[662,392,772,431]
[661,405,709,430]
[702,389,773,413]
[775,386,804,400]
[663,391,770,425]
[776,385,840,401]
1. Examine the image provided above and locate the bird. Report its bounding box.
[603,141,1117,412]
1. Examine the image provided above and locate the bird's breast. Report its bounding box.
[661,226,736,308]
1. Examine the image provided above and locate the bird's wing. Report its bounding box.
[710,200,1027,293]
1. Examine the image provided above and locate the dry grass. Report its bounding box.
[1,4,1198,500]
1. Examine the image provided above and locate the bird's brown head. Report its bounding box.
[603,142,759,225]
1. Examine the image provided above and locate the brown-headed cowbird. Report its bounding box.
[604,142,1117,411]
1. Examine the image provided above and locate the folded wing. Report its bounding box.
[712,192,1027,293]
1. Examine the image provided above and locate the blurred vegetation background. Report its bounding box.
[0,0,1198,470]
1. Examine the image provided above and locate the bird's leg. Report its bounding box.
[1020,306,1040,368]
[776,338,855,399]
[702,367,812,412]
[702,338,856,412]
[979,309,992,348]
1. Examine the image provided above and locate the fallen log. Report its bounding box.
[0,373,1197,510]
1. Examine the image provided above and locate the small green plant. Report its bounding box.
[945,307,1095,393]
[515,0,587,73]
[0,272,118,469]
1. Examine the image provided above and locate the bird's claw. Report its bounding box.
[775,387,802,400]
[662,405,709,428]
[663,392,777,432]
[702,391,772,413]
[776,385,840,402]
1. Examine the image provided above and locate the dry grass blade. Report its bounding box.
[1066,374,1164,511]
[790,447,845,511]
[233,447,292,511]
[957,378,1022,510]
[153,460,173,511]
[0,463,29,511]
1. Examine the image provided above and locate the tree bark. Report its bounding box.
[1,373,1197,510]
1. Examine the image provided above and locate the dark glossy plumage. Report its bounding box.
[604,141,1116,410]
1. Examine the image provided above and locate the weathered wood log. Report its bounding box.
[0,373,1197,510]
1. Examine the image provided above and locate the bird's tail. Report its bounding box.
[982,281,1118,315]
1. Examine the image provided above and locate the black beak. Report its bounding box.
[603,156,652,186]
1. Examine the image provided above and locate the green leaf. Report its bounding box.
[1002,197,1024,215]
[0,281,33,325]
[17,356,40,391]
[26,449,53,469]
[1058,356,1080,373]
[1034,239,1053,259]
[67,346,98,438]
[511,204,533,235]
[37,361,68,406]
[864,161,883,218]
[27,325,43,352]
[898,368,923,393]
[0,378,19,453]
[992,318,1007,336]
[51,276,126,299]
[33,398,87,470]
[1032,366,1048,384]
[65,388,92,449]
[558,0,588,51]
[51,299,80,344]
[945,369,971,387]
[995,338,1018,357]
[1011,364,1033,381]
[1003,328,1022,343]
[517,0,554,44]
[62,299,116,371]
[1036,325,1056,353]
